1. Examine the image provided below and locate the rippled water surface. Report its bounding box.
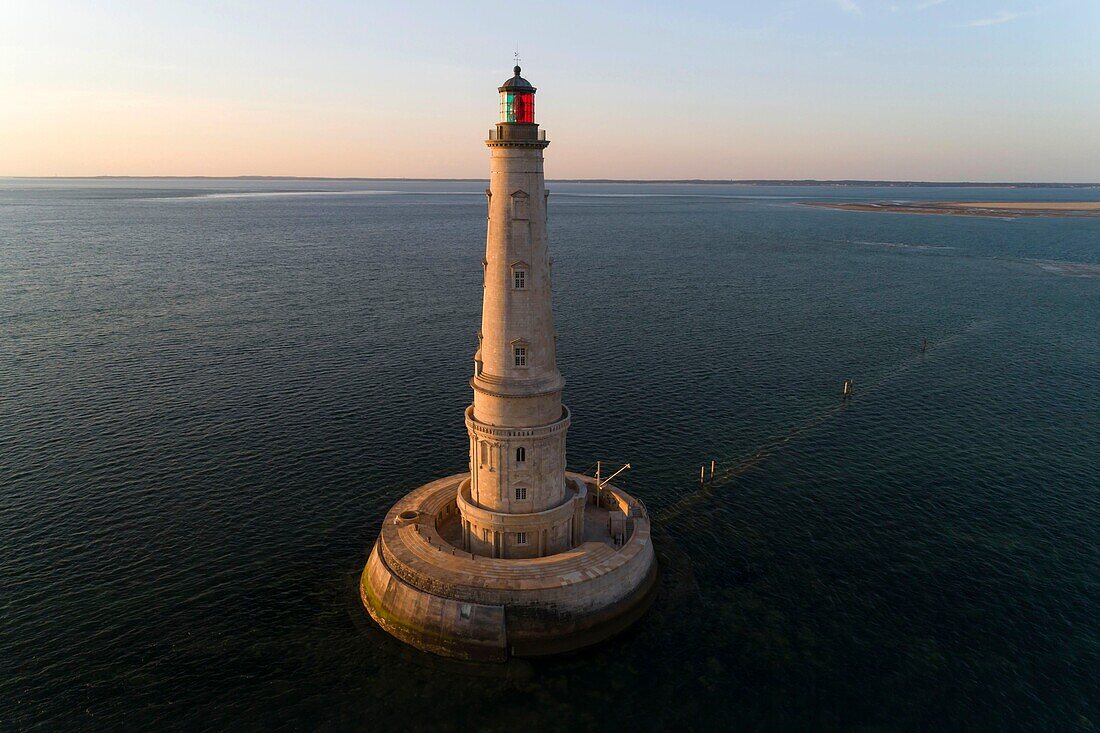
[2,179,1098,731]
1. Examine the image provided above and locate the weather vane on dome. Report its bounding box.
[514,48,520,69]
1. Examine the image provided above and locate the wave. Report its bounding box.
[851,240,954,251]
[1032,260,1100,278]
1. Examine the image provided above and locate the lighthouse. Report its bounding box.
[361,66,656,662]
[464,66,579,559]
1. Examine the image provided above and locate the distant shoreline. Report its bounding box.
[803,201,1100,218]
[2,176,1100,188]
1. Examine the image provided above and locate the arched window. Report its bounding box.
[516,447,526,462]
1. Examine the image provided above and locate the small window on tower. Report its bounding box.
[513,269,526,289]
[516,447,526,462]
[513,346,527,367]
[516,531,528,545]
[515,487,528,501]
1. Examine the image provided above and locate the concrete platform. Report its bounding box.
[361,471,658,661]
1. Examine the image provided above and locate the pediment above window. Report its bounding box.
[511,190,530,220]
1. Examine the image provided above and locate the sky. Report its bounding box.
[2,0,1098,181]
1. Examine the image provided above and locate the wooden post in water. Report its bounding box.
[710,460,716,479]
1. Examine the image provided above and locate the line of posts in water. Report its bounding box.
[696,338,930,484]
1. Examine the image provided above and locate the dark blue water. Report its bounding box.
[2,179,1098,731]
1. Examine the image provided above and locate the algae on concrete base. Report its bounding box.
[361,472,656,661]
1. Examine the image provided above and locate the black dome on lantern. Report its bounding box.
[499,66,536,93]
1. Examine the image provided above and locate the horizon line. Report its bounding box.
[3,175,1100,188]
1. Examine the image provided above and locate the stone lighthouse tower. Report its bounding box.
[361,66,656,662]
[463,66,578,559]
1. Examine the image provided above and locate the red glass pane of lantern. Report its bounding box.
[513,93,534,123]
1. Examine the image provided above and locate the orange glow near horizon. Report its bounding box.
[3,2,1099,182]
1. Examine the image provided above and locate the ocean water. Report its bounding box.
[1,178,1098,732]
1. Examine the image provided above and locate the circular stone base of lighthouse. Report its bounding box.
[361,472,657,662]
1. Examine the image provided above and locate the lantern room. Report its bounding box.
[499,66,536,124]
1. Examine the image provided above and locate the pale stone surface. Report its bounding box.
[361,69,657,660]
[361,473,656,661]
[467,129,567,547]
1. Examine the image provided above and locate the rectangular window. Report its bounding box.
[513,346,527,367]
[513,270,526,289]
[516,532,528,545]
[515,487,527,501]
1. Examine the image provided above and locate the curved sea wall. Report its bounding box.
[360,472,657,661]
[361,541,509,662]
